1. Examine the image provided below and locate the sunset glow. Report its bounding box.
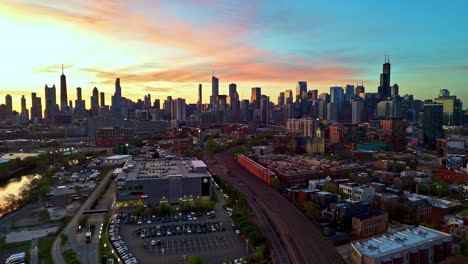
[1,0,467,110]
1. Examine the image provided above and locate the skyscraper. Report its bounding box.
[330,86,344,106]
[296,81,307,102]
[91,87,99,108]
[100,92,105,106]
[391,84,399,98]
[240,99,250,122]
[75,87,86,114]
[260,96,270,124]
[31,92,42,122]
[165,96,173,120]
[211,76,219,108]
[308,90,318,100]
[344,85,355,102]
[20,95,28,121]
[434,90,464,126]
[285,90,293,104]
[352,100,364,124]
[319,93,330,102]
[318,100,328,120]
[355,82,365,98]
[60,64,68,112]
[251,87,261,109]
[197,84,202,114]
[44,84,57,120]
[378,55,391,100]
[327,102,338,121]
[229,83,237,98]
[5,94,12,119]
[278,92,285,105]
[111,78,123,114]
[377,100,400,118]
[422,103,444,148]
[172,98,186,121]
[153,99,160,110]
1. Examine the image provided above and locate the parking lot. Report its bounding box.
[147,234,243,256]
[114,188,249,263]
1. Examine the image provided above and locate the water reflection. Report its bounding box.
[0,174,41,207]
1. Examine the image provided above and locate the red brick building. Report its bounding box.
[380,118,406,152]
[352,211,388,238]
[95,127,134,147]
[237,154,274,184]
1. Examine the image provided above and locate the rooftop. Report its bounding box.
[407,193,460,209]
[352,226,451,258]
[104,155,132,160]
[0,152,39,160]
[117,157,208,181]
[353,211,386,221]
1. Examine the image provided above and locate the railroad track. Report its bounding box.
[209,150,346,264]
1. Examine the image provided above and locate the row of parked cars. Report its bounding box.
[137,221,226,238]
[136,212,205,225]
[109,215,138,264]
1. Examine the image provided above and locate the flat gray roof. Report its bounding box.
[120,158,208,181]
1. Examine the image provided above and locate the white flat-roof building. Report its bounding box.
[339,182,375,202]
[102,155,132,165]
[351,226,452,264]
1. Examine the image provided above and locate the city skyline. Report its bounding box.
[1,0,468,111]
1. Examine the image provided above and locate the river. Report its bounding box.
[0,174,41,207]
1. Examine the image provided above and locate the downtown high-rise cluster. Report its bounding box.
[0,58,464,148]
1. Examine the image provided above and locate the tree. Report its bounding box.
[38,209,50,222]
[323,183,348,199]
[186,255,208,264]
[135,206,145,216]
[248,231,264,246]
[270,177,282,191]
[60,232,69,245]
[159,203,172,214]
[303,202,319,220]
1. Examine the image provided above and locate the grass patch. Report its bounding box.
[38,237,54,264]
[99,215,117,263]
[62,249,81,264]
[458,209,468,216]
[0,236,31,251]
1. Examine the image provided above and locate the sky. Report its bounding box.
[0,0,467,111]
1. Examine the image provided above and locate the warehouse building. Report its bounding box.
[115,158,211,206]
[351,226,452,264]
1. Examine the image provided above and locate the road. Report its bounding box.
[207,150,346,264]
[51,169,115,264]
[30,238,38,264]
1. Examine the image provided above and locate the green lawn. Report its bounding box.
[62,249,81,264]
[38,237,54,264]
[99,215,118,263]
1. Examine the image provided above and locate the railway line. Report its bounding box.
[208,150,345,264]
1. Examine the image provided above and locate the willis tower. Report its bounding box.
[378,55,391,100]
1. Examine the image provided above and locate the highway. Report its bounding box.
[208,150,346,264]
[51,169,115,264]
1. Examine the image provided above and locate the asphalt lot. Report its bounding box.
[117,187,250,264]
[147,234,243,256]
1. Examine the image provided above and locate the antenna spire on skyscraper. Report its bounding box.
[62,64,64,75]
